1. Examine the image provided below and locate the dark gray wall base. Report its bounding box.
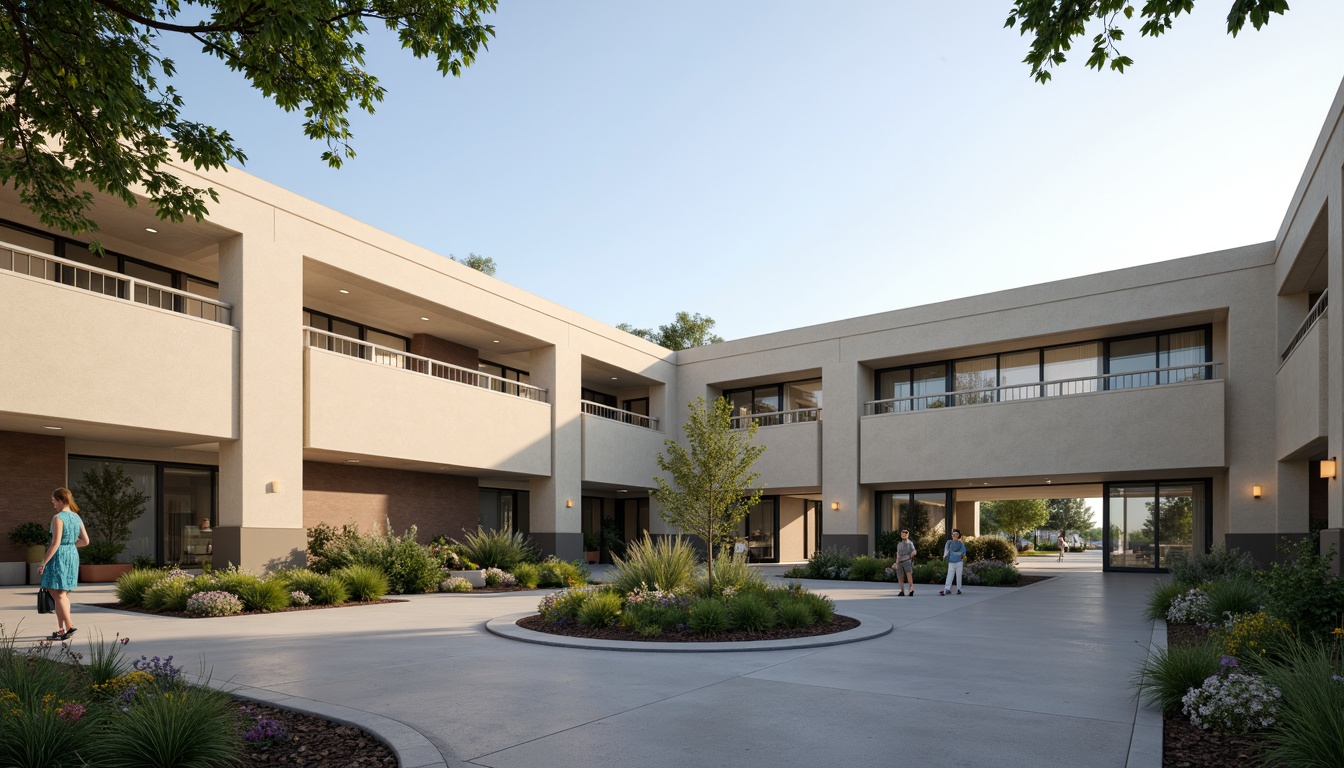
[819,534,869,557]
[1224,532,1311,569]
[1319,528,1342,576]
[531,532,583,562]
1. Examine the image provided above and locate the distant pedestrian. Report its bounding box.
[941,529,966,595]
[894,529,916,596]
[1057,531,1067,562]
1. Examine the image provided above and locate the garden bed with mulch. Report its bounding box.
[1162,621,1268,768]
[516,613,860,642]
[235,701,396,767]
[94,599,405,618]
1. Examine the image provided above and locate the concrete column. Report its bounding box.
[820,350,869,555]
[215,234,306,573]
[955,500,980,537]
[1327,172,1344,573]
[528,343,582,559]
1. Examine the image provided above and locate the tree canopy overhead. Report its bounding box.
[0,1,496,239]
[617,311,726,350]
[1005,0,1290,82]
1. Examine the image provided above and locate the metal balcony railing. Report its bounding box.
[865,362,1221,415]
[1280,290,1327,364]
[580,400,660,430]
[304,327,549,402]
[729,407,822,430]
[0,240,232,325]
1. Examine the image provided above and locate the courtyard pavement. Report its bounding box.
[0,551,1164,768]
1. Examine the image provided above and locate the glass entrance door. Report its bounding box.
[737,497,779,562]
[162,467,215,566]
[1105,481,1206,571]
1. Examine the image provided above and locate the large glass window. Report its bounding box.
[1107,336,1158,389]
[1044,342,1102,396]
[999,350,1041,401]
[784,379,823,420]
[877,491,951,549]
[1106,481,1205,571]
[953,357,996,405]
[1160,330,1209,383]
[67,457,217,566]
[912,364,948,409]
[68,458,156,564]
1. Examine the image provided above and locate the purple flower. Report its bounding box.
[1220,655,1239,668]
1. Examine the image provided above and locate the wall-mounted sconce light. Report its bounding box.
[1322,459,1338,480]
[830,501,840,511]
[565,499,573,508]
[1252,484,1262,499]
[267,481,280,494]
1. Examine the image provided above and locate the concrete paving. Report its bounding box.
[0,554,1163,768]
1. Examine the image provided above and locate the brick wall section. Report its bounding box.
[0,431,66,560]
[302,461,478,542]
[410,334,478,370]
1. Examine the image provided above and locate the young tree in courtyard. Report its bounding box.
[1046,498,1095,540]
[980,498,1049,548]
[652,397,765,591]
[451,253,497,276]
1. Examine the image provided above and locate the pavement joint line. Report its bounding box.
[462,645,828,765]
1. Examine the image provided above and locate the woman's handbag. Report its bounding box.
[37,588,55,614]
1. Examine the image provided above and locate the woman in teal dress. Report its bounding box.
[38,487,89,641]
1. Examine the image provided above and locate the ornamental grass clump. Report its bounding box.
[776,597,817,628]
[803,547,853,579]
[537,557,589,588]
[1144,579,1189,621]
[1204,577,1262,620]
[612,535,700,594]
[687,597,730,635]
[143,576,195,613]
[1133,642,1222,714]
[335,564,390,601]
[727,593,776,633]
[698,551,767,596]
[184,590,243,618]
[1258,636,1344,768]
[1180,657,1282,735]
[576,590,624,628]
[115,568,164,607]
[848,556,889,581]
[538,586,602,623]
[454,526,539,571]
[511,562,540,589]
[229,579,290,613]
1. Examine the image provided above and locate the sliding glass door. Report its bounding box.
[1104,480,1207,571]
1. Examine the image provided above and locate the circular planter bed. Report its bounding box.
[235,701,395,767]
[94,599,405,618]
[515,613,860,643]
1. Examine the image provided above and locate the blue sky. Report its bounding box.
[160,3,1344,341]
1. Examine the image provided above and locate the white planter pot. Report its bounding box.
[447,569,486,588]
[0,561,25,586]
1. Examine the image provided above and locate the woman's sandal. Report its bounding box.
[48,630,64,640]
[59,628,77,640]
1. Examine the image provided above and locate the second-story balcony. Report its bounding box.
[0,242,236,440]
[581,402,665,488]
[861,364,1224,484]
[304,328,552,475]
[1277,293,1328,460]
[730,408,822,489]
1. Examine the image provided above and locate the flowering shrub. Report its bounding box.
[1214,611,1293,659]
[440,576,473,593]
[240,706,290,746]
[1181,660,1282,734]
[964,560,1020,586]
[1167,587,1214,625]
[56,702,85,722]
[133,654,183,687]
[483,567,517,587]
[538,585,602,622]
[625,583,692,610]
[290,590,312,606]
[184,590,244,618]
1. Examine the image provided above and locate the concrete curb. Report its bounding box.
[213,681,449,768]
[1126,618,1167,768]
[485,611,892,652]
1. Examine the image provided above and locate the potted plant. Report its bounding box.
[73,463,150,582]
[583,531,600,565]
[8,521,50,585]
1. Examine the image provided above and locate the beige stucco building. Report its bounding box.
[2,75,1342,581]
